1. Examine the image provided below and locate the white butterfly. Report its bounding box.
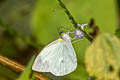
[32,32,77,76]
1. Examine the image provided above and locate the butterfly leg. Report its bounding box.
[72,38,83,44]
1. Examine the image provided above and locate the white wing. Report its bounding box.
[32,40,60,72]
[50,42,77,76]
[32,39,77,76]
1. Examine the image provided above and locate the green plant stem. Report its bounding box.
[83,31,93,42]
[57,0,93,42]
[57,0,77,28]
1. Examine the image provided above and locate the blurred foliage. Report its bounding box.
[0,64,18,80]
[0,0,36,60]
[85,33,120,80]
[0,0,35,35]
[115,28,120,38]
[17,55,35,80]
[117,0,120,11]
[0,0,119,80]
[0,0,37,80]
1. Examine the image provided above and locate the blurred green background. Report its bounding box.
[0,0,119,80]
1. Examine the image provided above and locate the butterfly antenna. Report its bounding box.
[57,26,60,33]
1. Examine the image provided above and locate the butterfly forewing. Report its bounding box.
[32,40,62,72]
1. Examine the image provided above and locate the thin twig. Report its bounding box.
[57,0,93,42]
[0,54,51,80]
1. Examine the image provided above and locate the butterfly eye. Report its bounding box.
[59,31,64,38]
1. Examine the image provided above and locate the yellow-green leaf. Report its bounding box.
[85,33,120,80]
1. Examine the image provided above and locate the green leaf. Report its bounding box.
[30,74,35,80]
[66,64,89,80]
[65,0,117,33]
[85,33,120,80]
[31,0,90,79]
[115,28,120,38]
[32,0,116,44]
[31,0,117,79]
[31,0,117,61]
[17,55,36,80]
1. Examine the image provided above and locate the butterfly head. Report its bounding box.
[59,31,71,42]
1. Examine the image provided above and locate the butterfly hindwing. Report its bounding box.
[50,42,77,76]
[32,38,77,76]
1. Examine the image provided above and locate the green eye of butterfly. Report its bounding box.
[59,31,64,38]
